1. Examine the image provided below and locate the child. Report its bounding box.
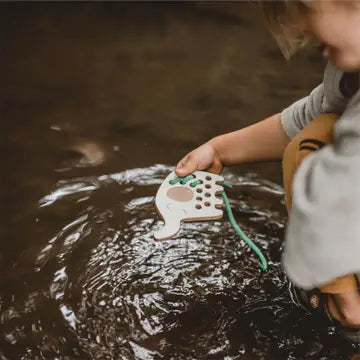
[175,0,360,349]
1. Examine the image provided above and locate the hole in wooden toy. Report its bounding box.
[205,184,211,189]
[206,176,212,181]
[205,192,211,197]
[196,197,203,201]
[204,202,210,207]
[196,188,203,193]
[195,204,202,209]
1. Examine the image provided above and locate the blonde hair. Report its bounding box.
[261,0,312,59]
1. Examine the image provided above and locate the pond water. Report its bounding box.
[0,2,350,359]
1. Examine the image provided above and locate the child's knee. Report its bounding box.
[282,113,339,209]
[283,113,339,168]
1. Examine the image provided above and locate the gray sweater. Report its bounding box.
[281,61,360,289]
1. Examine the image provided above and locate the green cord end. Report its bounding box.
[259,262,267,271]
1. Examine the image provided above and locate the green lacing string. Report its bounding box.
[222,183,267,271]
[170,175,268,271]
[170,174,202,188]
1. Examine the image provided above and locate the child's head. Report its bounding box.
[262,0,360,71]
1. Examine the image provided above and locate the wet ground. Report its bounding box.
[0,2,349,359]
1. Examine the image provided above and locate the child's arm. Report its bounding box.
[209,113,290,166]
[176,65,341,177]
[175,113,290,176]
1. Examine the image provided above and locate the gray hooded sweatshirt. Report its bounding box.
[281,61,360,289]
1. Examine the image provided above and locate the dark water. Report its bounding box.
[0,2,350,359]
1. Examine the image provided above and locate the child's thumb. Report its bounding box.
[175,155,198,176]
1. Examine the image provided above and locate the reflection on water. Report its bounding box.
[0,165,348,359]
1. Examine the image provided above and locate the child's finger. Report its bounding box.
[175,154,198,176]
[175,157,188,176]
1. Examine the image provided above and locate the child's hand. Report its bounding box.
[175,142,224,177]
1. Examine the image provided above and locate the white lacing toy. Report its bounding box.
[154,171,224,240]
